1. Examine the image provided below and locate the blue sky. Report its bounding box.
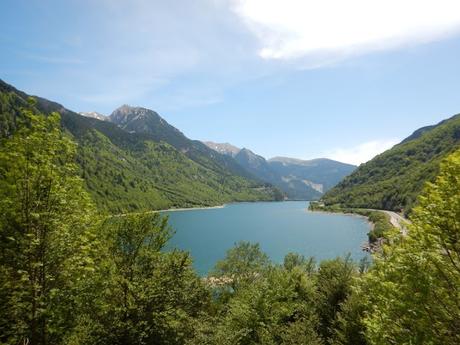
[2,0,460,164]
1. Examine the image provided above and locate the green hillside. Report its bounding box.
[321,113,460,213]
[0,80,280,213]
[109,105,257,180]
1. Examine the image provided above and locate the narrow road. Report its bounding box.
[377,210,410,236]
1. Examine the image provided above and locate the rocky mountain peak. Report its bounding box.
[109,105,161,126]
[203,141,241,157]
[78,111,107,121]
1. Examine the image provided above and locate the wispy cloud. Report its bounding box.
[232,0,460,63]
[323,139,400,165]
[17,0,258,112]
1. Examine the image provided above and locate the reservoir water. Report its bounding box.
[165,201,370,276]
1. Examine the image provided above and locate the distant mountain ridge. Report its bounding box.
[0,79,280,212]
[203,141,356,200]
[79,111,107,121]
[203,141,240,157]
[322,113,460,213]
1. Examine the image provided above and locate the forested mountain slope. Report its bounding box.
[109,105,255,179]
[321,113,460,212]
[0,79,280,212]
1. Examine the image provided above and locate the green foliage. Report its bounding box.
[212,241,271,291]
[0,90,29,137]
[71,213,211,345]
[70,118,280,213]
[210,266,322,345]
[330,289,367,345]
[0,108,99,345]
[203,245,365,345]
[315,256,356,342]
[283,253,316,273]
[364,211,395,242]
[4,80,460,345]
[0,80,280,214]
[322,114,460,213]
[362,149,460,345]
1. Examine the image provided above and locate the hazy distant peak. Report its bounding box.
[269,156,354,167]
[269,156,306,164]
[79,111,107,121]
[269,156,319,166]
[203,141,241,157]
[236,148,267,166]
[238,147,253,154]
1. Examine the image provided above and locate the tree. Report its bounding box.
[315,256,357,344]
[71,212,211,345]
[330,289,368,345]
[211,264,321,345]
[283,252,315,274]
[363,149,460,345]
[0,107,98,345]
[212,241,270,291]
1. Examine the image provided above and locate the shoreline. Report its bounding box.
[159,204,226,213]
[160,199,305,213]
[114,200,305,217]
[111,204,226,218]
[306,208,373,224]
[306,208,374,253]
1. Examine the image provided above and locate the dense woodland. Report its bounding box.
[322,113,460,214]
[1,100,460,344]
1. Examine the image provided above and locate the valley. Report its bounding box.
[1,77,459,345]
[0,79,357,214]
[3,3,460,344]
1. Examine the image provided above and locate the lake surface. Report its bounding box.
[164,201,370,276]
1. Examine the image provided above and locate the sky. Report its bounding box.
[2,0,460,165]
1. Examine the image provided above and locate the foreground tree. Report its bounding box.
[212,241,270,291]
[203,245,362,345]
[0,107,98,345]
[363,149,460,345]
[315,256,357,344]
[210,256,322,345]
[70,212,211,345]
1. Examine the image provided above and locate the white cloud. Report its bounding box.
[323,139,400,165]
[231,0,460,61]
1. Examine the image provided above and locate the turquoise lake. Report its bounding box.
[164,201,370,276]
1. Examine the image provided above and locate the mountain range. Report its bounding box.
[2,78,459,215]
[203,142,356,200]
[321,113,460,213]
[0,79,282,213]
